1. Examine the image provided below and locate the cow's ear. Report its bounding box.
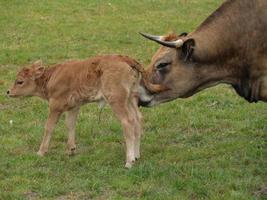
[181,39,195,62]
[179,32,188,37]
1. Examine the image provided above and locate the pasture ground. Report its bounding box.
[0,0,266,199]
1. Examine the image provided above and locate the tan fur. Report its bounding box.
[8,55,152,168]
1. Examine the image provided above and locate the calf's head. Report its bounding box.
[7,61,45,98]
[140,32,204,106]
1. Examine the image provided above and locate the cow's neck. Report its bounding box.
[34,67,56,100]
[187,1,263,102]
[193,62,237,92]
[194,58,262,103]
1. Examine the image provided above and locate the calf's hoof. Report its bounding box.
[125,162,133,169]
[125,159,135,169]
[67,147,76,156]
[37,150,46,157]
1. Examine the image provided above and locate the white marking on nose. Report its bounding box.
[138,86,153,102]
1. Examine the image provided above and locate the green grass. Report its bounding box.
[0,0,266,199]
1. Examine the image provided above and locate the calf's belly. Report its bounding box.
[67,88,103,107]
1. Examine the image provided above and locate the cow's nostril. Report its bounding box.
[7,90,10,95]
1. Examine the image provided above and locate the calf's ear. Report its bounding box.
[33,60,43,67]
[31,60,44,79]
[34,66,45,79]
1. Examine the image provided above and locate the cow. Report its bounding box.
[139,0,267,106]
[7,55,165,168]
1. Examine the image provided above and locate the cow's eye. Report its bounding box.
[16,80,24,85]
[156,62,171,71]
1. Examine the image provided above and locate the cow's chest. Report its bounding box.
[232,70,264,103]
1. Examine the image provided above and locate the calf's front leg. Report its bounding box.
[37,109,62,156]
[65,107,80,155]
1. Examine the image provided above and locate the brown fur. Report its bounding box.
[8,55,157,168]
[162,33,178,42]
[142,0,267,106]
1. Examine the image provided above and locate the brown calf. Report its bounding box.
[7,55,164,168]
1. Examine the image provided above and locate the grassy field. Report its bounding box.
[0,0,266,199]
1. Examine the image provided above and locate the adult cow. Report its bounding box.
[139,0,267,106]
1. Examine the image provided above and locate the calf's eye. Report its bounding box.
[16,81,24,85]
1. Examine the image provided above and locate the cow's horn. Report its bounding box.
[139,32,184,48]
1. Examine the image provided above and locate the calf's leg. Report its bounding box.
[108,98,136,168]
[37,109,62,156]
[129,94,143,160]
[65,107,80,155]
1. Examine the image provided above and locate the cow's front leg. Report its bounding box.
[65,107,80,155]
[37,109,62,156]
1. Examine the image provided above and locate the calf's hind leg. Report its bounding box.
[65,107,80,155]
[107,95,136,168]
[129,94,143,160]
